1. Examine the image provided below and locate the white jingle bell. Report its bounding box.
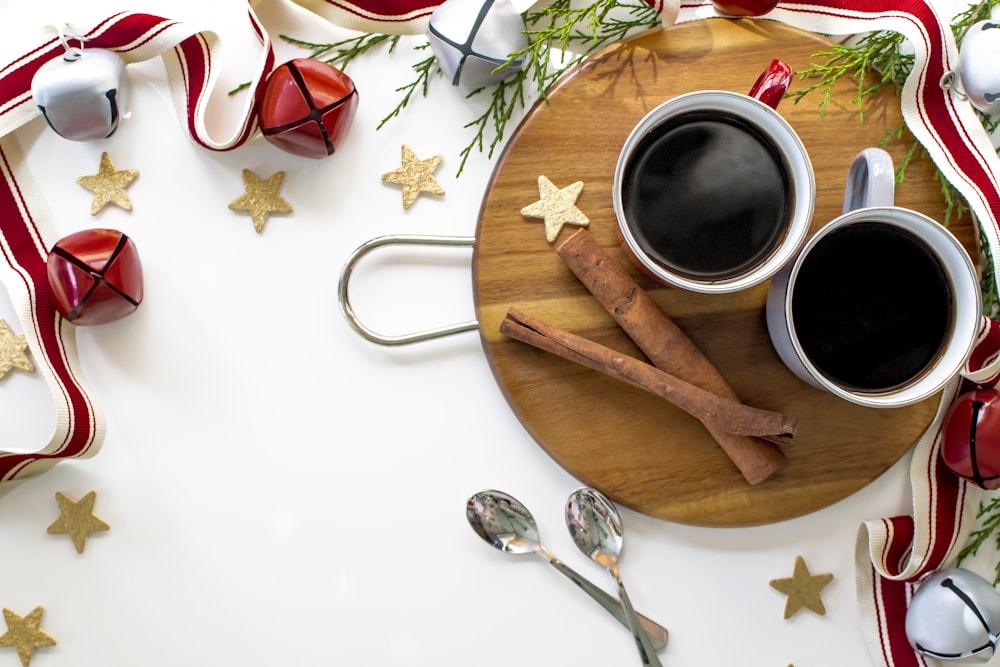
[905,567,1000,662]
[957,21,1000,114]
[31,47,129,141]
[427,0,528,91]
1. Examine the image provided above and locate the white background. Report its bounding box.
[0,1,994,666]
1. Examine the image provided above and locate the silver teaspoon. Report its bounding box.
[566,487,663,667]
[466,489,668,651]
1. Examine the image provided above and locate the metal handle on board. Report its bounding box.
[337,234,479,346]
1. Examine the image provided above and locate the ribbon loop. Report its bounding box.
[0,10,274,483]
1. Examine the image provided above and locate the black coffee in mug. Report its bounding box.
[790,221,953,391]
[621,110,792,280]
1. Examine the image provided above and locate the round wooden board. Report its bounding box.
[472,19,979,527]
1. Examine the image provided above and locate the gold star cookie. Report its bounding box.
[47,490,110,553]
[0,607,56,667]
[381,145,445,209]
[520,175,589,243]
[76,152,138,215]
[769,556,833,618]
[0,320,33,380]
[228,169,293,233]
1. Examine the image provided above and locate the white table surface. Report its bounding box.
[0,1,995,666]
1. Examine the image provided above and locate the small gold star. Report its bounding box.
[47,491,109,553]
[0,607,56,667]
[381,145,445,209]
[769,556,833,618]
[0,320,33,380]
[76,152,138,215]
[520,175,589,243]
[228,169,293,233]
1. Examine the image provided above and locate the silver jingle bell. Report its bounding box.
[957,21,1000,115]
[31,48,129,141]
[427,0,528,91]
[906,567,1000,662]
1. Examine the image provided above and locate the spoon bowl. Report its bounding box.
[466,489,668,651]
[566,487,625,571]
[466,489,541,556]
[566,487,662,667]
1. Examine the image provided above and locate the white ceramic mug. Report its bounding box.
[766,148,982,408]
[612,59,815,293]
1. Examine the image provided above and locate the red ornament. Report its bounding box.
[941,388,1000,489]
[46,228,143,325]
[256,59,359,159]
[711,0,779,16]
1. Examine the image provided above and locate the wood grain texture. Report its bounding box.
[472,19,979,527]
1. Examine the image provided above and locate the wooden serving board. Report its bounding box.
[472,19,979,527]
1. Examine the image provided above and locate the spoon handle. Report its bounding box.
[612,571,663,667]
[543,555,667,651]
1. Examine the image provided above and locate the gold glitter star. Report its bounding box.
[0,320,33,380]
[381,145,445,209]
[769,556,833,619]
[0,607,56,667]
[76,152,138,215]
[520,175,589,243]
[47,491,109,553]
[228,169,293,234]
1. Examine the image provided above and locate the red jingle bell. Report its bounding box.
[46,228,143,325]
[941,388,1000,489]
[256,59,359,159]
[711,0,779,16]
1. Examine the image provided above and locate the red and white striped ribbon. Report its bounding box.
[2,2,999,665]
[0,10,273,482]
[282,0,440,34]
[0,136,101,482]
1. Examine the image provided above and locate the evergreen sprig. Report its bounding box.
[281,32,401,69]
[512,0,661,98]
[457,70,530,174]
[439,0,661,174]
[959,495,1000,585]
[788,31,911,121]
[376,49,438,131]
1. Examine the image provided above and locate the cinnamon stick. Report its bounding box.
[501,308,798,442]
[556,228,786,484]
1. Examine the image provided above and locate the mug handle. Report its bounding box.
[843,147,896,213]
[747,58,792,110]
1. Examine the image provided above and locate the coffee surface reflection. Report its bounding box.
[621,111,791,280]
